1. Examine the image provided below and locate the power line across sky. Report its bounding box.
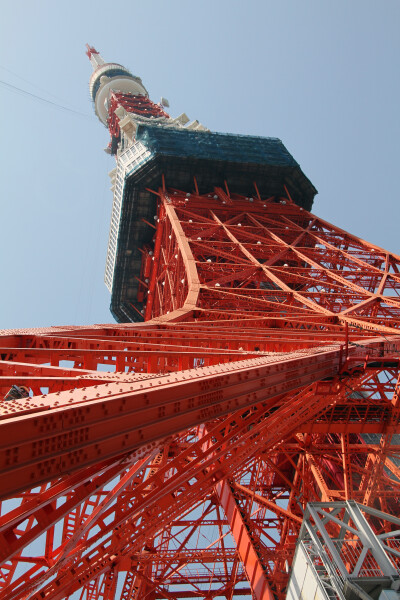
[0,77,92,118]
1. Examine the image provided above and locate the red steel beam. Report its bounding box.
[1,337,397,499]
[0,344,353,499]
[215,479,275,600]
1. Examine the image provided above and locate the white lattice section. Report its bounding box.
[104,141,152,291]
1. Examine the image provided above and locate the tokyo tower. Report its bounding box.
[1,46,400,600]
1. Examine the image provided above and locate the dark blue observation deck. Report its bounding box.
[109,125,317,322]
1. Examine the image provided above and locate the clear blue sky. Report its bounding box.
[1,0,399,330]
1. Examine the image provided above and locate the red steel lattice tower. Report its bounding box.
[1,47,400,600]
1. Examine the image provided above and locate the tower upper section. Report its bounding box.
[86,44,148,126]
[87,47,317,323]
[87,45,207,156]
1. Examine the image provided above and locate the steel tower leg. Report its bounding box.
[1,190,400,599]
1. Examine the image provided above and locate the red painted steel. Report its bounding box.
[1,189,400,599]
[108,92,169,140]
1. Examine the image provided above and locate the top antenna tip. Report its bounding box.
[85,44,99,60]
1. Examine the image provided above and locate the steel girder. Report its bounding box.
[1,189,400,599]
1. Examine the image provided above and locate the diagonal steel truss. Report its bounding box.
[1,188,400,599]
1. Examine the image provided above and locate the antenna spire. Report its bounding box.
[85,44,105,69]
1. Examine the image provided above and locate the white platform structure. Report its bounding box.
[288,501,400,600]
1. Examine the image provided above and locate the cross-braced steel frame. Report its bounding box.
[1,186,400,600]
